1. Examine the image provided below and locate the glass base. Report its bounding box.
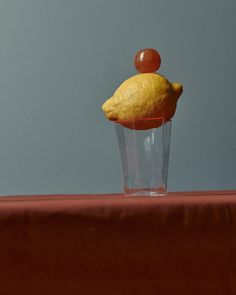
[124,187,167,197]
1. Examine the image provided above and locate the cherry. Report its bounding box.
[134,48,161,73]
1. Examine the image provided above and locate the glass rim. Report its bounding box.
[113,117,171,124]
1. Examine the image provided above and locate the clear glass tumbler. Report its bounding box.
[114,118,171,197]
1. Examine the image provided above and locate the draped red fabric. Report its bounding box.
[0,191,235,295]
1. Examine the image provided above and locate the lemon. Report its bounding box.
[102,73,183,130]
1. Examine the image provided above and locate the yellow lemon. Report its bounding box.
[102,73,183,130]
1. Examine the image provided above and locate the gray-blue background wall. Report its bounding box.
[0,0,235,195]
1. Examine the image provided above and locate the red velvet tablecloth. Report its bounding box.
[0,191,235,295]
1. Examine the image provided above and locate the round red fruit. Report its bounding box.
[134,48,161,73]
